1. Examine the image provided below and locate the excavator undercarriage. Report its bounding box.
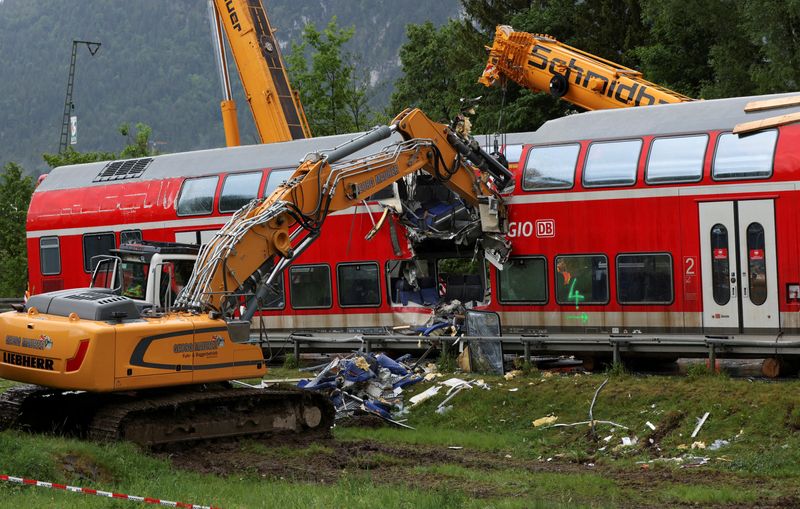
[0,383,333,448]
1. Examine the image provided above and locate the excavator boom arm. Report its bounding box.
[177,109,512,314]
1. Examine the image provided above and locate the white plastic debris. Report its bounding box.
[708,439,729,451]
[691,412,710,438]
[442,378,471,388]
[410,385,441,406]
[645,421,656,431]
[621,437,638,447]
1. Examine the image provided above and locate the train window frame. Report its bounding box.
[262,167,295,198]
[288,264,332,310]
[385,259,439,307]
[553,253,609,305]
[437,257,490,305]
[176,176,219,217]
[615,252,674,305]
[120,229,142,245]
[337,262,381,308]
[582,139,643,188]
[218,171,263,214]
[496,256,548,305]
[82,232,116,273]
[258,271,286,310]
[504,144,524,166]
[645,134,709,185]
[521,143,580,192]
[711,129,778,181]
[39,236,61,276]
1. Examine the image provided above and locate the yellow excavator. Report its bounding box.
[479,25,691,110]
[0,108,513,446]
[209,0,311,146]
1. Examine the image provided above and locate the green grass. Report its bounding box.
[0,431,471,509]
[414,464,621,506]
[660,484,758,504]
[3,370,800,507]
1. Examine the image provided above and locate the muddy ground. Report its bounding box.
[158,425,799,509]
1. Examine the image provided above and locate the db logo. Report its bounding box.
[535,219,555,238]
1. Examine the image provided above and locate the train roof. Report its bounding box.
[530,92,800,144]
[36,92,799,192]
[37,130,406,192]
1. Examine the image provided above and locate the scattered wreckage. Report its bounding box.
[295,351,490,427]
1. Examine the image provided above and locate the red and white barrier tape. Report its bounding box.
[0,474,221,508]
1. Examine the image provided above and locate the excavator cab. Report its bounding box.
[90,241,199,312]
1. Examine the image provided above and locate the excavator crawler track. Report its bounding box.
[0,384,334,448]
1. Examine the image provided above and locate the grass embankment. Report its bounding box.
[1,370,799,508]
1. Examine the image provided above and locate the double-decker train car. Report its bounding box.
[494,92,800,337]
[26,93,800,341]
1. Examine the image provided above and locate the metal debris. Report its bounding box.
[298,352,423,426]
[691,412,710,438]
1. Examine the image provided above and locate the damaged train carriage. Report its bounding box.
[29,92,799,340]
[26,131,524,334]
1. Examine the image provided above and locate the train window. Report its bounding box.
[263,168,294,198]
[616,253,673,304]
[710,224,731,306]
[712,129,777,180]
[583,139,642,187]
[505,144,523,165]
[746,223,767,306]
[437,258,488,304]
[554,255,608,305]
[337,262,380,307]
[177,176,218,216]
[39,237,61,275]
[120,229,142,245]
[289,265,331,309]
[259,272,285,309]
[646,135,708,183]
[82,232,116,272]
[219,172,262,213]
[386,259,438,306]
[522,144,579,191]
[497,257,547,304]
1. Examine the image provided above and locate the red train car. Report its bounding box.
[26,92,800,339]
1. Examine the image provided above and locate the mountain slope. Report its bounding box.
[0,0,458,173]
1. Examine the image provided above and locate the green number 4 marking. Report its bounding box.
[568,279,585,309]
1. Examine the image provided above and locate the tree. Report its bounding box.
[632,0,757,98]
[287,17,375,135]
[118,122,155,159]
[0,162,34,297]
[739,0,800,94]
[390,19,564,135]
[42,122,156,169]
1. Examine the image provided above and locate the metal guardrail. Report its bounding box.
[265,331,800,365]
[0,298,23,312]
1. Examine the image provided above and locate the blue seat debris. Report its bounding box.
[298,352,422,426]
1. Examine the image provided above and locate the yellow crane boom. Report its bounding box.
[211,0,311,145]
[479,25,691,110]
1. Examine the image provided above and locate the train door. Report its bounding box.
[699,200,779,333]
